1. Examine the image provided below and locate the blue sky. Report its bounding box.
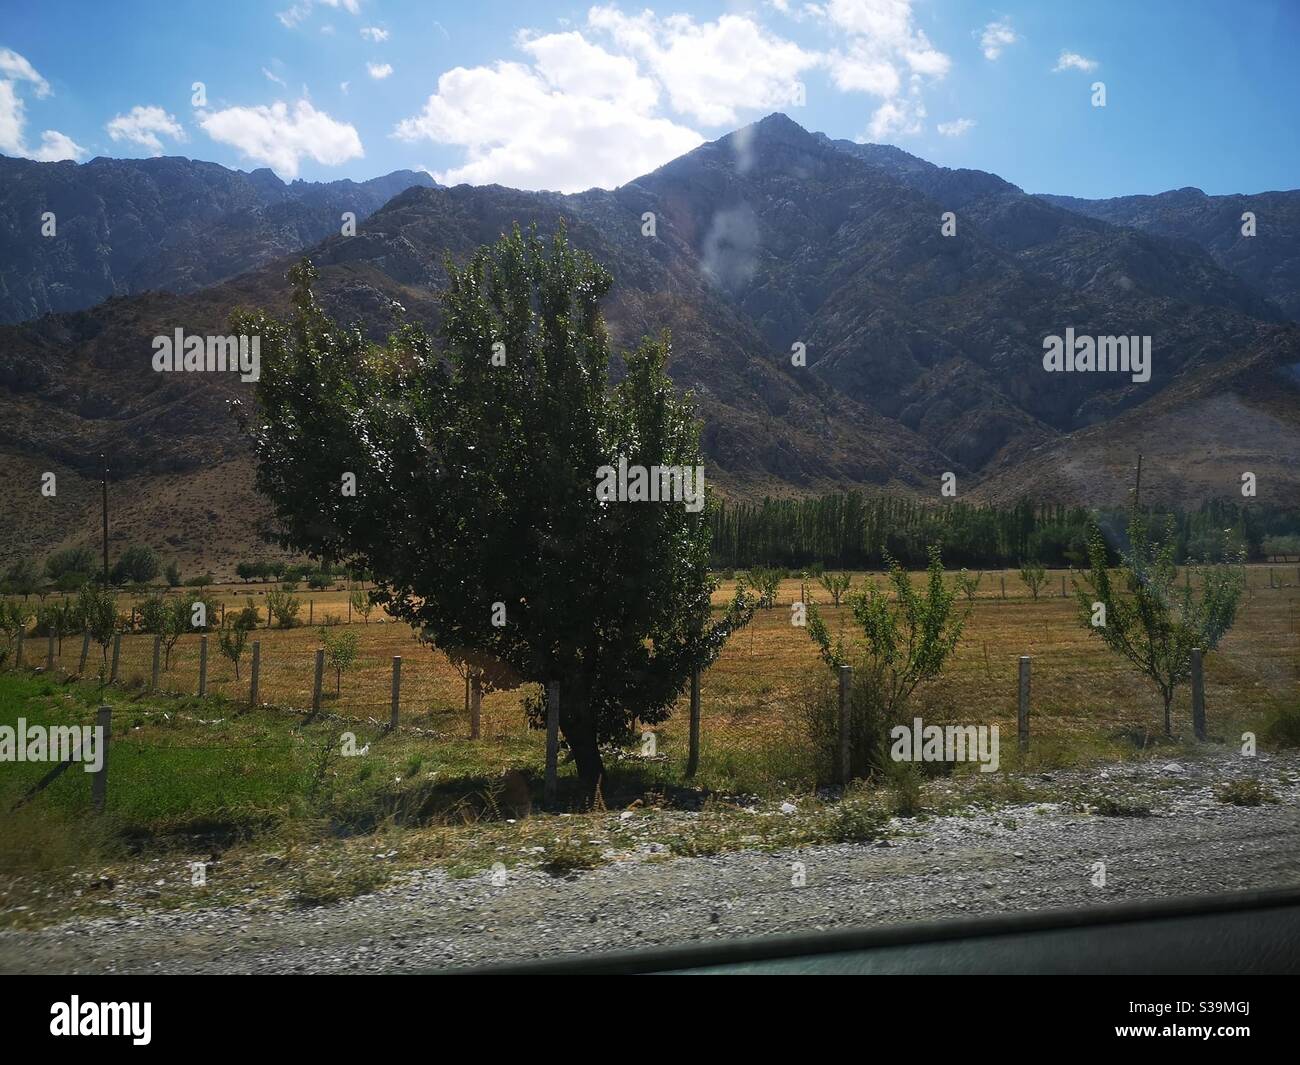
[1,0,1296,197]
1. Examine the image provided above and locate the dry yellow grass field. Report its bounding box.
[36,566,1299,782]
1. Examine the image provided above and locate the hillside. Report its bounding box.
[0,154,436,324]
[1,114,1297,574]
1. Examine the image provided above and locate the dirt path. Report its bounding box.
[3,753,1298,973]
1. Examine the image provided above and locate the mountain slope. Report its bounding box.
[1,115,1297,572]
[0,154,437,324]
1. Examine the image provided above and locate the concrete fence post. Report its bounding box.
[839,663,853,786]
[312,649,325,714]
[390,655,401,728]
[1191,648,1206,741]
[685,669,701,779]
[544,681,560,807]
[1018,656,1031,752]
[91,704,112,814]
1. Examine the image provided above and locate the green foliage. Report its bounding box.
[319,627,359,694]
[349,588,373,623]
[809,546,968,721]
[75,585,117,663]
[44,546,95,585]
[110,545,159,586]
[1074,513,1246,736]
[237,226,755,795]
[266,589,302,629]
[741,567,781,608]
[137,594,191,669]
[0,598,34,666]
[818,571,853,607]
[3,558,41,598]
[955,567,983,602]
[1019,560,1047,600]
[164,561,182,587]
[219,625,250,680]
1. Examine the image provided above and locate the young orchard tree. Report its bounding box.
[1074,514,1245,737]
[349,588,374,624]
[818,571,853,607]
[954,568,982,603]
[1019,560,1047,600]
[808,546,969,721]
[234,227,755,799]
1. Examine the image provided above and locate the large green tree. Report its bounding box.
[234,225,753,796]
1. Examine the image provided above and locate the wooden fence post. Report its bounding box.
[839,663,853,786]
[390,655,401,728]
[197,636,208,697]
[1191,648,1206,741]
[46,632,55,672]
[110,633,121,683]
[309,600,313,625]
[685,669,701,778]
[151,635,161,691]
[91,704,112,814]
[470,674,481,739]
[250,640,261,708]
[78,629,91,674]
[312,649,325,714]
[544,681,560,807]
[1018,656,1031,752]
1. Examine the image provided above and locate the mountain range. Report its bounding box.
[1,113,1296,574]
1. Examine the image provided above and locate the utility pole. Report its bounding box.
[101,454,109,589]
[1132,453,1142,513]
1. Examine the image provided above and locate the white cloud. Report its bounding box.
[198,99,363,178]
[979,18,1017,60]
[812,0,948,141]
[586,6,819,126]
[340,80,350,94]
[936,117,975,136]
[263,67,288,87]
[105,105,187,155]
[277,0,358,29]
[1054,50,1098,73]
[867,96,925,140]
[29,129,85,161]
[0,50,84,162]
[393,35,701,193]
[360,26,389,42]
[367,62,393,80]
[0,47,51,97]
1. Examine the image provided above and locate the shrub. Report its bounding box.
[266,589,302,629]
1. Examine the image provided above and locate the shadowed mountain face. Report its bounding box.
[0,154,437,324]
[1039,188,1300,321]
[0,113,1297,570]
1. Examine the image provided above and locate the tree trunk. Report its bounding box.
[558,688,604,805]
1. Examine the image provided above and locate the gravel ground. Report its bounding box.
[2,750,1298,973]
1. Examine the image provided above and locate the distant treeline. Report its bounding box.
[708,493,1300,570]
